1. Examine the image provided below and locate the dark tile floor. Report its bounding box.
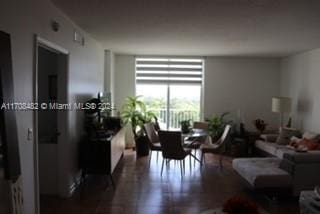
[41,150,299,214]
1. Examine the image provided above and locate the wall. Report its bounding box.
[104,50,116,115]
[204,57,280,130]
[0,0,104,213]
[114,55,136,148]
[280,48,320,132]
[113,55,281,131]
[114,55,136,111]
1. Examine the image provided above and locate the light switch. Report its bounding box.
[27,128,33,141]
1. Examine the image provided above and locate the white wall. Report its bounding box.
[204,57,280,129]
[114,55,281,131]
[114,55,136,112]
[0,0,104,213]
[204,57,280,130]
[114,55,136,148]
[280,48,320,132]
[104,50,116,114]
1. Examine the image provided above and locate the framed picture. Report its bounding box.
[48,75,57,100]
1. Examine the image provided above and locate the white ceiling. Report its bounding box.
[52,0,320,57]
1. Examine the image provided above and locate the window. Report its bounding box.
[136,57,203,129]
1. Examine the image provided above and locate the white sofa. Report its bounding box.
[232,157,291,189]
[255,139,320,159]
[233,152,320,196]
[233,132,320,196]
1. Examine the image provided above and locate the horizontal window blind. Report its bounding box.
[136,58,203,85]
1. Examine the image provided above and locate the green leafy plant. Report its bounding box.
[121,96,156,138]
[180,120,191,133]
[207,112,232,141]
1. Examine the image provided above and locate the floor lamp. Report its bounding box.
[272,97,292,128]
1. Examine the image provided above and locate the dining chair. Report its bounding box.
[184,121,209,164]
[193,121,209,130]
[144,122,162,164]
[158,130,192,177]
[200,124,232,169]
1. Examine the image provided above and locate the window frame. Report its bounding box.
[135,56,204,129]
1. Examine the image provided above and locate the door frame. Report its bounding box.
[33,35,69,214]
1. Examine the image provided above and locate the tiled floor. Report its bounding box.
[40,150,299,214]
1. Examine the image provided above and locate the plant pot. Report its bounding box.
[181,127,190,134]
[135,135,149,157]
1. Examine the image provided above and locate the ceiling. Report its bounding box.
[52,0,320,57]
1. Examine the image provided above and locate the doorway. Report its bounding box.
[34,37,68,214]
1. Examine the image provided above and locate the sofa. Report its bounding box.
[255,132,320,158]
[233,130,320,196]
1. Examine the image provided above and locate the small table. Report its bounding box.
[300,191,320,214]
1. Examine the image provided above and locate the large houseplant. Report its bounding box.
[121,96,155,156]
[207,112,232,142]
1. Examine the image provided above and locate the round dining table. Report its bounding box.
[181,128,209,164]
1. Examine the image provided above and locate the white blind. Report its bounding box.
[136,57,203,85]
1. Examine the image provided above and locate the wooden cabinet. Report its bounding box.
[80,127,125,186]
[110,128,126,173]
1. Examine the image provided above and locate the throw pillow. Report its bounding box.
[289,136,303,148]
[302,131,320,141]
[276,127,301,145]
[291,136,302,143]
[299,138,320,150]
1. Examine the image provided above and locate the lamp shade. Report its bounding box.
[272,97,291,113]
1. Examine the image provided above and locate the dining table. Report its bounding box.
[181,128,209,164]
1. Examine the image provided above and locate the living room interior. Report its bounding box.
[1,0,320,214]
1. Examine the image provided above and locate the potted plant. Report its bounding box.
[207,112,232,142]
[253,119,267,133]
[121,96,155,157]
[180,120,191,133]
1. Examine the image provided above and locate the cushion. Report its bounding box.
[232,158,292,188]
[255,140,278,155]
[302,132,320,141]
[276,127,301,145]
[255,140,295,158]
[289,137,320,151]
[300,138,320,150]
[289,136,303,148]
[260,134,278,142]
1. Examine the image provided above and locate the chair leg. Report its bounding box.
[149,150,152,165]
[161,158,165,176]
[183,159,185,174]
[156,151,159,163]
[219,154,223,170]
[200,152,204,166]
[109,174,115,189]
[180,161,183,177]
[189,153,192,171]
[194,149,196,166]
